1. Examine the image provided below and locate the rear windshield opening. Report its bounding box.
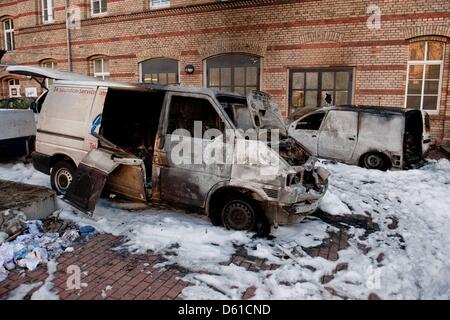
[100,88,165,182]
[404,110,423,164]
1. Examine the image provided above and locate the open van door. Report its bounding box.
[64,148,147,214]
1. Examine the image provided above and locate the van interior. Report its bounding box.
[100,88,165,186]
[404,110,424,165]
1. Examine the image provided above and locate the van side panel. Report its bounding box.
[351,113,404,165]
[36,85,103,166]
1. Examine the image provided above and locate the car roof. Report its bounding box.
[290,105,413,121]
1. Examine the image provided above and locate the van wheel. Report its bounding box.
[220,196,270,235]
[51,161,76,195]
[362,152,388,171]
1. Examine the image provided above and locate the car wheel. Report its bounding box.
[362,152,387,170]
[222,198,257,231]
[51,161,76,195]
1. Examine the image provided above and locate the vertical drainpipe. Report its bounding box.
[64,0,73,72]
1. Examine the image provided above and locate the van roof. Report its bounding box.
[6,65,243,98]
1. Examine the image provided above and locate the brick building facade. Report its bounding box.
[1,0,450,142]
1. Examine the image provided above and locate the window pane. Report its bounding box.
[408,65,423,79]
[406,96,421,109]
[336,72,350,90]
[94,59,102,73]
[6,33,13,51]
[423,96,438,110]
[220,68,231,86]
[209,68,219,87]
[306,72,318,89]
[407,80,422,94]
[234,87,245,96]
[424,80,439,95]
[427,41,444,61]
[409,42,425,60]
[4,20,11,30]
[246,67,257,86]
[305,91,318,107]
[292,72,304,90]
[292,91,304,108]
[102,59,109,72]
[321,91,333,106]
[425,65,441,80]
[101,0,107,12]
[234,67,245,86]
[335,91,348,105]
[159,73,168,85]
[93,1,100,13]
[322,72,334,90]
[167,73,177,84]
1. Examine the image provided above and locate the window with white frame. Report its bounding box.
[406,41,445,111]
[92,58,110,80]
[42,0,54,23]
[91,0,107,15]
[3,19,14,51]
[150,0,170,9]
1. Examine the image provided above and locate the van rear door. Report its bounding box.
[64,148,146,214]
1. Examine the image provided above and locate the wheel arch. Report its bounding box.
[205,183,267,218]
[49,153,77,171]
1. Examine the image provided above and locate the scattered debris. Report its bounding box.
[101,285,113,299]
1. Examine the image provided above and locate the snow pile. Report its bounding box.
[0,162,49,188]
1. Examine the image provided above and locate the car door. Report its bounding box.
[64,148,146,214]
[154,92,233,208]
[318,110,358,161]
[288,111,326,156]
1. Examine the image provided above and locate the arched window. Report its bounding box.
[3,19,14,51]
[90,57,110,80]
[140,58,178,85]
[206,53,260,96]
[406,40,445,111]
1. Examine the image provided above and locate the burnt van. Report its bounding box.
[7,66,329,234]
[288,106,431,170]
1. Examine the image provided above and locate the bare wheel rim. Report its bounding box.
[222,200,255,231]
[55,168,73,193]
[365,154,382,169]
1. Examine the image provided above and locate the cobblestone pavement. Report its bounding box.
[0,224,351,300]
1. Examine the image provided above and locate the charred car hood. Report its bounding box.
[246,91,288,136]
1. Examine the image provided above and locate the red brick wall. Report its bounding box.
[1,0,450,142]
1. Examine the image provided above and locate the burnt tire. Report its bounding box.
[51,161,76,195]
[219,195,270,235]
[361,152,388,171]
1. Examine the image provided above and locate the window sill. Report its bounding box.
[91,12,108,18]
[150,4,171,10]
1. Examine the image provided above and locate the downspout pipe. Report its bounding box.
[64,0,73,72]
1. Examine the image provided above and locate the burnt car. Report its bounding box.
[288,106,431,170]
[6,65,329,234]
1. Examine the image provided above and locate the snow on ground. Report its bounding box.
[1,160,449,299]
